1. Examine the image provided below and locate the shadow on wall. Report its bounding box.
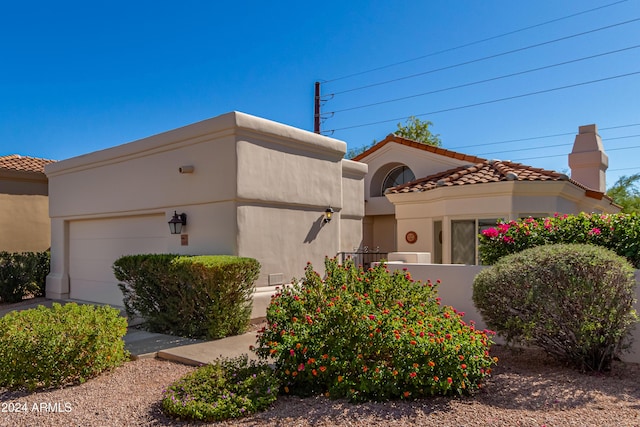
[304,216,325,244]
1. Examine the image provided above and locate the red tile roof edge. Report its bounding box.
[0,154,56,175]
[388,158,617,206]
[351,134,487,164]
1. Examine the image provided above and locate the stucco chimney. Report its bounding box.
[568,124,608,192]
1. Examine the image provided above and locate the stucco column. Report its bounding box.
[46,218,69,300]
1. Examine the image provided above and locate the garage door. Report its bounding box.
[69,214,169,307]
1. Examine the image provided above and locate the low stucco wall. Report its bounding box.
[386,263,640,365]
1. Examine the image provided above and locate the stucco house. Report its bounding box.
[355,124,620,264]
[0,154,55,252]
[45,112,367,311]
[43,114,619,311]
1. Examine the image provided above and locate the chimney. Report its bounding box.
[568,124,608,192]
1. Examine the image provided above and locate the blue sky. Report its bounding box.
[1,1,638,187]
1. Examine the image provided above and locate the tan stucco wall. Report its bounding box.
[340,160,368,254]
[45,112,364,306]
[0,193,50,252]
[361,143,471,215]
[388,180,620,264]
[367,214,396,253]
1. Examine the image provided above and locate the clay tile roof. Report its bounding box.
[387,159,570,194]
[351,134,486,164]
[0,154,56,174]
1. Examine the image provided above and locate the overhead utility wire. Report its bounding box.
[326,71,640,133]
[324,0,629,83]
[478,134,640,156]
[329,17,640,96]
[515,144,640,162]
[329,45,640,114]
[454,123,640,150]
[609,166,640,172]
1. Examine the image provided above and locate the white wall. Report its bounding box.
[388,263,640,364]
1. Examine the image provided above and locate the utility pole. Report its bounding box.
[314,81,321,134]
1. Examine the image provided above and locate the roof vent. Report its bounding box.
[506,171,518,181]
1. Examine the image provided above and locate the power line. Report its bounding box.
[324,0,630,83]
[480,143,572,157]
[452,123,640,150]
[609,166,640,172]
[454,132,574,150]
[511,144,640,162]
[326,71,640,133]
[329,45,640,114]
[454,123,640,150]
[329,17,640,96]
[478,134,640,156]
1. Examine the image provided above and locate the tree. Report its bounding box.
[347,116,441,159]
[606,173,640,213]
[394,116,441,146]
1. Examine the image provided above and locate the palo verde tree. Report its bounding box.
[348,116,441,159]
[394,116,441,146]
[607,173,640,214]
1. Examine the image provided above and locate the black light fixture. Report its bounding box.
[168,211,187,234]
[324,207,334,223]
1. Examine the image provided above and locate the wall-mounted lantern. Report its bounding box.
[324,207,334,223]
[168,211,187,234]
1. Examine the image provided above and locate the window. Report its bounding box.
[451,220,475,265]
[382,166,415,194]
[450,218,500,265]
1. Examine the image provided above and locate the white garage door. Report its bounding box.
[69,214,169,307]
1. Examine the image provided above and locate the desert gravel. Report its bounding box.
[1,344,640,427]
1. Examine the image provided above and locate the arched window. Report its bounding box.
[382,166,415,194]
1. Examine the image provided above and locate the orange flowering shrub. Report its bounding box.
[256,258,496,402]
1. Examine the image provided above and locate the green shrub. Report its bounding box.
[0,251,50,303]
[162,356,279,422]
[473,244,638,372]
[114,254,260,339]
[479,213,640,267]
[0,302,128,390]
[256,258,497,402]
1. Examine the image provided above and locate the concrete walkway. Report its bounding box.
[0,298,262,366]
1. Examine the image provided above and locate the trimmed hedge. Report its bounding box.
[0,302,128,390]
[114,254,260,340]
[0,251,50,303]
[473,244,638,372]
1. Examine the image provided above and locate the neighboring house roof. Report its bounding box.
[387,158,616,204]
[0,154,56,175]
[352,133,486,164]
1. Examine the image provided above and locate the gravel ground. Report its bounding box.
[1,345,639,427]
[2,298,640,426]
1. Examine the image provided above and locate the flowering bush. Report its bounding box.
[161,356,279,422]
[256,258,497,402]
[479,213,640,267]
[474,244,638,372]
